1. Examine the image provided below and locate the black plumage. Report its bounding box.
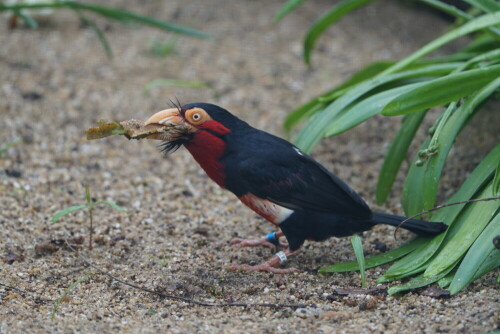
[174,103,447,251]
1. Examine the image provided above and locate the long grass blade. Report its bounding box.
[13,9,38,28]
[379,12,500,76]
[493,160,500,195]
[383,144,500,278]
[350,236,366,288]
[0,2,210,38]
[72,9,113,58]
[303,0,375,65]
[294,63,460,152]
[424,183,497,277]
[462,0,500,13]
[318,237,426,273]
[69,2,211,38]
[273,0,310,23]
[51,205,88,224]
[376,110,427,204]
[402,77,500,215]
[448,212,500,294]
[420,0,473,21]
[95,200,126,212]
[283,61,394,133]
[382,65,500,116]
[387,263,456,295]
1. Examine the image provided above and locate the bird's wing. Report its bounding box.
[233,144,372,219]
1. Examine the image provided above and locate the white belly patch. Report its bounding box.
[239,193,294,224]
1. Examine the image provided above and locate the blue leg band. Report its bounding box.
[266,232,280,247]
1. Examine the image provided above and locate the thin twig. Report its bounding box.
[394,196,500,238]
[65,241,307,309]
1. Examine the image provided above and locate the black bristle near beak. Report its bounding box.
[159,139,184,155]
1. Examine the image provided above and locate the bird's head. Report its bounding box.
[144,102,246,153]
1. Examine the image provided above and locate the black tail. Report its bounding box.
[372,212,447,236]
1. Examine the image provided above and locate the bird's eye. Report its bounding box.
[185,108,210,125]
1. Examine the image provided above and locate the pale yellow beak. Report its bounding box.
[144,108,194,141]
[144,108,184,127]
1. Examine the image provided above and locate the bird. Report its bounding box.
[144,102,447,273]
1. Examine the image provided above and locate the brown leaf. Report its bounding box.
[34,243,59,256]
[420,286,450,298]
[86,119,190,141]
[332,286,387,296]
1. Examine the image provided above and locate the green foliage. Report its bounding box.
[0,1,210,58]
[350,236,367,288]
[319,237,426,273]
[279,0,500,294]
[51,185,125,250]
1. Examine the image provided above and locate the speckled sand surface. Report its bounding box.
[1,0,499,333]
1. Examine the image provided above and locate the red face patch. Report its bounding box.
[184,121,230,188]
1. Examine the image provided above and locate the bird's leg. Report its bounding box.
[228,248,300,274]
[230,231,288,249]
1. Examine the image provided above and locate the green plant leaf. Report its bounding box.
[51,273,92,321]
[323,83,426,137]
[273,0,310,23]
[424,183,497,277]
[403,77,500,215]
[51,205,88,224]
[420,0,472,21]
[387,267,454,295]
[493,160,500,195]
[294,62,460,152]
[383,144,500,278]
[379,12,500,76]
[350,236,366,288]
[321,61,462,137]
[382,65,500,116]
[85,185,91,205]
[319,237,426,273]
[448,211,500,294]
[0,2,210,38]
[144,79,213,93]
[462,0,500,13]
[438,271,455,288]
[377,264,428,283]
[283,61,394,133]
[13,9,38,28]
[95,200,126,212]
[303,0,376,65]
[73,9,113,58]
[284,100,325,135]
[376,110,427,204]
[317,61,396,103]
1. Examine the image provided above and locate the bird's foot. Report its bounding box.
[228,249,299,274]
[230,231,288,249]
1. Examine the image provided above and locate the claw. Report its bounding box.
[228,248,300,274]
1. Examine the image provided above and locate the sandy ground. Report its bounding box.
[1,0,499,333]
